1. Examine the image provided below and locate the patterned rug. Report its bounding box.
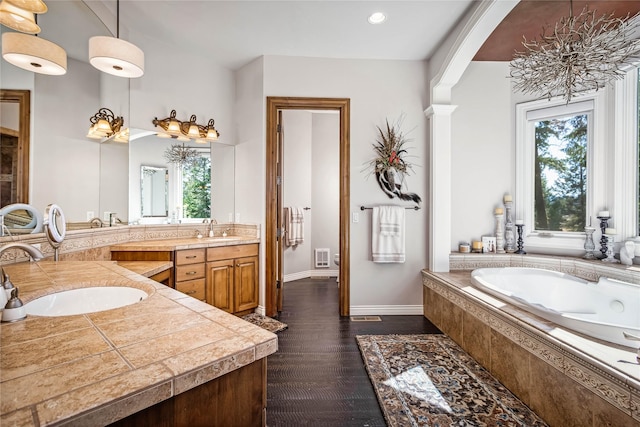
[242,313,288,333]
[356,334,548,427]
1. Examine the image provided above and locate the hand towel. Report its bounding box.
[286,206,304,246]
[372,206,405,263]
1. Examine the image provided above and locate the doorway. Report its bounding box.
[265,97,350,317]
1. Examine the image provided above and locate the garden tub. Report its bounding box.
[470,267,640,348]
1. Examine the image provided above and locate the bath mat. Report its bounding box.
[242,313,288,333]
[356,334,548,427]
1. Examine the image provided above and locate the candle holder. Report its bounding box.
[583,227,596,260]
[602,235,619,263]
[504,201,515,253]
[597,216,610,259]
[515,224,526,254]
[495,211,505,254]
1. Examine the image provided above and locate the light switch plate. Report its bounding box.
[352,212,359,223]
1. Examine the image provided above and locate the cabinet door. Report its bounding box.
[234,255,259,313]
[206,259,234,313]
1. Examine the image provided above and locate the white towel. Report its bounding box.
[286,206,304,246]
[372,206,405,263]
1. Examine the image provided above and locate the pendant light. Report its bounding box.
[89,0,144,78]
[0,1,39,33]
[1,6,67,76]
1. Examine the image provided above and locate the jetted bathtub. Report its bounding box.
[470,267,640,348]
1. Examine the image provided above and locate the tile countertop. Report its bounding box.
[109,236,260,252]
[114,261,174,277]
[0,261,277,427]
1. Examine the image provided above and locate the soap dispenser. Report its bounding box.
[2,287,26,322]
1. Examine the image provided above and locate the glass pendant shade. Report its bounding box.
[89,36,144,78]
[0,1,39,33]
[206,127,218,140]
[96,118,112,131]
[4,0,47,13]
[167,119,181,134]
[187,123,200,138]
[2,32,67,75]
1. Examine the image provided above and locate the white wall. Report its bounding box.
[255,56,429,314]
[282,110,313,275]
[311,113,340,272]
[450,61,513,249]
[281,111,340,279]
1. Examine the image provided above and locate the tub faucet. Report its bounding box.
[0,242,45,261]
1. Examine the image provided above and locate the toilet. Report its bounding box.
[334,253,340,284]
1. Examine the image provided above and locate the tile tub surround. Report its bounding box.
[0,223,261,266]
[0,261,277,426]
[422,268,640,427]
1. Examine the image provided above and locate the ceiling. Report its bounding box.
[35,1,640,71]
[476,1,640,61]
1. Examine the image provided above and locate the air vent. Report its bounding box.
[350,316,382,322]
[314,248,330,268]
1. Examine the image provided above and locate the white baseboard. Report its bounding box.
[350,305,424,315]
[284,269,338,282]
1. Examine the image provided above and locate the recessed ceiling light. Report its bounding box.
[368,12,386,24]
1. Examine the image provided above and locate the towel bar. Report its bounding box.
[360,205,420,211]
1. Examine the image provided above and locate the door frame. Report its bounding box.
[265,96,350,317]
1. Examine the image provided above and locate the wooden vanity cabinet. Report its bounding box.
[206,244,259,315]
[174,248,206,302]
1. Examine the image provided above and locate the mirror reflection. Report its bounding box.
[1,1,235,230]
[141,165,168,217]
[0,203,43,235]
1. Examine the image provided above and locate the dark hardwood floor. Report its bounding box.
[266,277,441,426]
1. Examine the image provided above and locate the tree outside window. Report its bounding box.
[182,155,211,219]
[534,114,587,232]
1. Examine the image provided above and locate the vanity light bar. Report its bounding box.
[152,109,220,141]
[87,107,123,140]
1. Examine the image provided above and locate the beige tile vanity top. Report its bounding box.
[0,261,277,426]
[110,235,260,252]
[114,260,173,277]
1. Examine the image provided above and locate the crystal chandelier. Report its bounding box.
[510,3,640,103]
[164,143,200,167]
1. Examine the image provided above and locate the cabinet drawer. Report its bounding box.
[175,249,206,265]
[175,278,206,300]
[207,244,258,262]
[175,263,205,282]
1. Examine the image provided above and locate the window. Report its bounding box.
[534,114,587,232]
[516,94,606,254]
[177,151,211,219]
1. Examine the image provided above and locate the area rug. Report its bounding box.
[242,313,288,333]
[356,334,548,427]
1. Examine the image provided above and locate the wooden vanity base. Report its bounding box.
[108,358,266,427]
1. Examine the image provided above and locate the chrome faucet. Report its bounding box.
[0,242,45,261]
[88,217,104,228]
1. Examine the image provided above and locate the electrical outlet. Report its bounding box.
[228,213,233,222]
[103,211,111,221]
[235,213,241,223]
[352,212,359,223]
[86,211,94,221]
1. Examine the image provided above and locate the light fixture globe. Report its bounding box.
[0,1,40,33]
[89,36,144,78]
[4,0,47,13]
[2,32,67,75]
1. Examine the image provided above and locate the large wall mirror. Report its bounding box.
[0,1,234,231]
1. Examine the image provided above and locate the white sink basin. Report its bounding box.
[25,287,148,317]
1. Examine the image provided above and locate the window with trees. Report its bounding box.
[180,152,211,219]
[534,113,587,232]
